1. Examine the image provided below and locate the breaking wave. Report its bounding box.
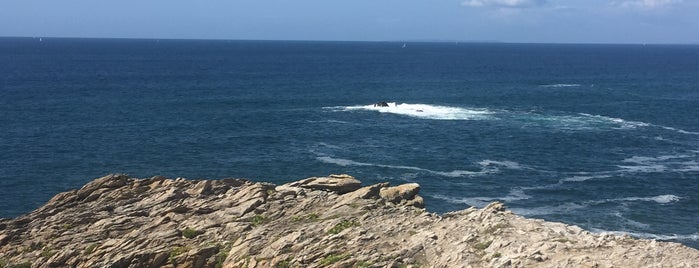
[327,103,494,120]
[316,156,522,178]
[540,84,582,88]
[592,230,699,242]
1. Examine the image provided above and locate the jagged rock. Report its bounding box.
[0,174,697,268]
[379,183,423,207]
[285,174,361,194]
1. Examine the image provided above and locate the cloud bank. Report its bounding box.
[615,0,683,9]
[462,0,547,8]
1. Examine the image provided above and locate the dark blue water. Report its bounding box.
[1,38,698,248]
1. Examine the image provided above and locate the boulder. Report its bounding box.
[285,174,361,194]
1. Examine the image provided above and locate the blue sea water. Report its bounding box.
[1,38,698,248]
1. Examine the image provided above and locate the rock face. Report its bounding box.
[0,174,697,268]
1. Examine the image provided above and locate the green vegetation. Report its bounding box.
[61,223,72,230]
[291,213,320,222]
[84,243,99,255]
[181,227,202,239]
[473,240,493,250]
[275,257,293,268]
[0,258,7,268]
[215,242,233,268]
[492,252,502,258]
[353,261,372,268]
[169,246,191,264]
[40,247,55,258]
[327,219,361,235]
[319,253,350,266]
[29,242,44,251]
[251,215,268,226]
[485,223,509,234]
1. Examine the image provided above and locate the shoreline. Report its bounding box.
[1,174,697,267]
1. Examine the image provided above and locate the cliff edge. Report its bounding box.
[0,174,697,268]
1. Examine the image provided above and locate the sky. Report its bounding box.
[1,0,697,44]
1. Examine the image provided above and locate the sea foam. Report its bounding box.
[334,103,494,120]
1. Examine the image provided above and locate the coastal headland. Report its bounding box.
[0,174,697,267]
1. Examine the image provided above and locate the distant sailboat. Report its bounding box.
[39,38,43,42]
[402,43,406,48]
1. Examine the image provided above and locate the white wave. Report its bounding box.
[678,161,699,172]
[317,142,342,150]
[561,174,612,182]
[660,126,699,135]
[540,84,582,88]
[617,164,667,173]
[612,211,651,229]
[578,113,650,129]
[431,189,531,208]
[512,194,681,217]
[592,230,699,242]
[478,160,525,170]
[315,156,492,177]
[618,153,699,174]
[512,203,589,216]
[332,103,494,120]
[622,154,693,164]
[431,194,493,208]
[613,195,682,204]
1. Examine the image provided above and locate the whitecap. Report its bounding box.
[577,113,650,129]
[511,203,589,216]
[592,230,699,242]
[616,164,667,173]
[315,156,491,178]
[660,126,699,135]
[331,103,494,120]
[622,195,681,204]
[478,160,525,170]
[622,154,693,164]
[561,174,612,182]
[540,84,582,88]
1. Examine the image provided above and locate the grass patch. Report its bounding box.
[353,261,372,268]
[169,246,191,264]
[327,219,360,235]
[485,223,509,234]
[0,258,7,268]
[40,247,55,258]
[84,243,99,255]
[492,252,502,258]
[181,227,202,239]
[215,242,233,268]
[275,257,293,268]
[251,215,268,226]
[291,213,320,223]
[319,253,350,266]
[473,240,493,250]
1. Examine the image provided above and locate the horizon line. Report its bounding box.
[1,35,698,46]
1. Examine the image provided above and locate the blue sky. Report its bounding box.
[1,0,697,44]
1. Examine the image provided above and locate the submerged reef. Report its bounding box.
[0,174,697,267]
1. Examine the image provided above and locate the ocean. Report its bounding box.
[1,38,698,248]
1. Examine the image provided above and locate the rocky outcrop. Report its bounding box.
[0,174,697,268]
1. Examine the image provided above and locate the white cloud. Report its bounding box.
[462,0,547,8]
[615,0,683,9]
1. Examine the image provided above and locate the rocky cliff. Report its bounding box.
[0,174,697,268]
